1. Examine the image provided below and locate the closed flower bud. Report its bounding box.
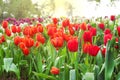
[88,45,100,56]
[50,67,60,75]
[11,25,17,33]
[52,18,58,24]
[83,31,92,44]
[110,15,115,21]
[5,28,11,36]
[80,22,87,31]
[22,47,29,56]
[67,38,78,52]
[14,36,21,46]
[98,23,105,31]
[2,20,8,29]
[1,35,5,42]
[104,34,112,45]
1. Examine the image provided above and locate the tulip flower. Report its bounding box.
[14,36,21,46]
[62,19,70,27]
[88,45,100,56]
[50,67,60,75]
[36,33,46,44]
[110,15,115,21]
[117,26,120,37]
[11,25,17,33]
[52,18,58,24]
[89,27,97,36]
[51,37,63,49]
[22,47,29,56]
[83,31,92,44]
[80,22,87,31]
[98,23,105,31]
[67,38,78,52]
[104,34,112,45]
[104,28,111,35]
[2,20,8,29]
[5,28,11,36]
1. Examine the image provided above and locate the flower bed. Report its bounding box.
[0,15,120,80]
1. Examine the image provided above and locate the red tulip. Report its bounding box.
[35,41,40,47]
[87,24,92,30]
[23,26,34,37]
[101,48,106,56]
[80,22,87,31]
[14,36,21,46]
[16,26,21,33]
[104,28,111,35]
[36,33,45,44]
[110,15,115,21]
[83,31,92,44]
[83,43,91,53]
[12,25,17,33]
[62,19,70,27]
[89,27,97,36]
[19,42,26,50]
[104,34,112,45]
[88,45,100,56]
[116,37,118,43]
[68,25,75,35]
[63,34,72,42]
[52,30,63,38]
[52,18,58,24]
[47,27,57,36]
[46,23,57,29]
[98,23,105,30]
[5,28,11,36]
[117,26,120,37]
[22,47,29,56]
[67,38,78,52]
[36,23,42,27]
[114,37,119,49]
[51,37,63,49]
[1,35,5,42]
[37,24,43,33]
[73,23,80,31]
[0,39,2,44]
[50,67,60,75]
[24,37,34,48]
[2,20,8,29]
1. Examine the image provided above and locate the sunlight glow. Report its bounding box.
[32,0,120,18]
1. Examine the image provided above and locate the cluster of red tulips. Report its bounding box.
[1,15,120,79]
[1,15,118,57]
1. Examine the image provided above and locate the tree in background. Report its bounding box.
[65,2,74,17]
[0,0,8,21]
[7,0,35,19]
[36,0,55,17]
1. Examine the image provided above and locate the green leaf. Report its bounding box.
[116,72,120,80]
[96,51,103,67]
[99,63,105,75]
[19,60,28,66]
[70,69,76,80]
[32,71,57,80]
[54,56,64,66]
[37,52,42,73]
[9,63,20,79]
[83,72,94,80]
[105,39,115,80]
[64,64,70,80]
[3,58,13,72]
[94,65,100,80]
[3,58,20,79]
[79,64,88,74]
[114,57,120,66]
